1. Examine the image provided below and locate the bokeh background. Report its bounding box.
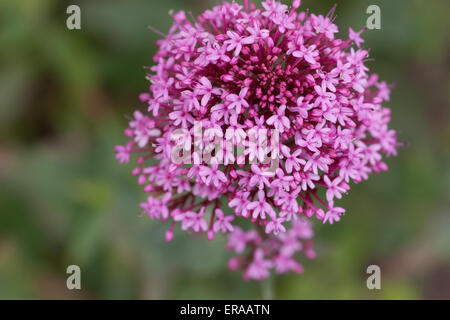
[1,0,449,299]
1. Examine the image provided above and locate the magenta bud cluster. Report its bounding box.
[115,0,397,280]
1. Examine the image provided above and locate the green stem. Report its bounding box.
[261,275,275,300]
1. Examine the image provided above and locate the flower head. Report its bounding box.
[115,0,398,280]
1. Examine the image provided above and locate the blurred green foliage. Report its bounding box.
[0,0,449,299]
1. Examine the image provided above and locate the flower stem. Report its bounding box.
[261,275,275,300]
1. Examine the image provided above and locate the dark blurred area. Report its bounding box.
[0,0,449,299]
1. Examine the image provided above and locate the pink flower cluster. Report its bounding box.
[115,0,397,280]
[228,219,315,280]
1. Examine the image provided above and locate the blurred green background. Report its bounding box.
[1,0,449,299]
